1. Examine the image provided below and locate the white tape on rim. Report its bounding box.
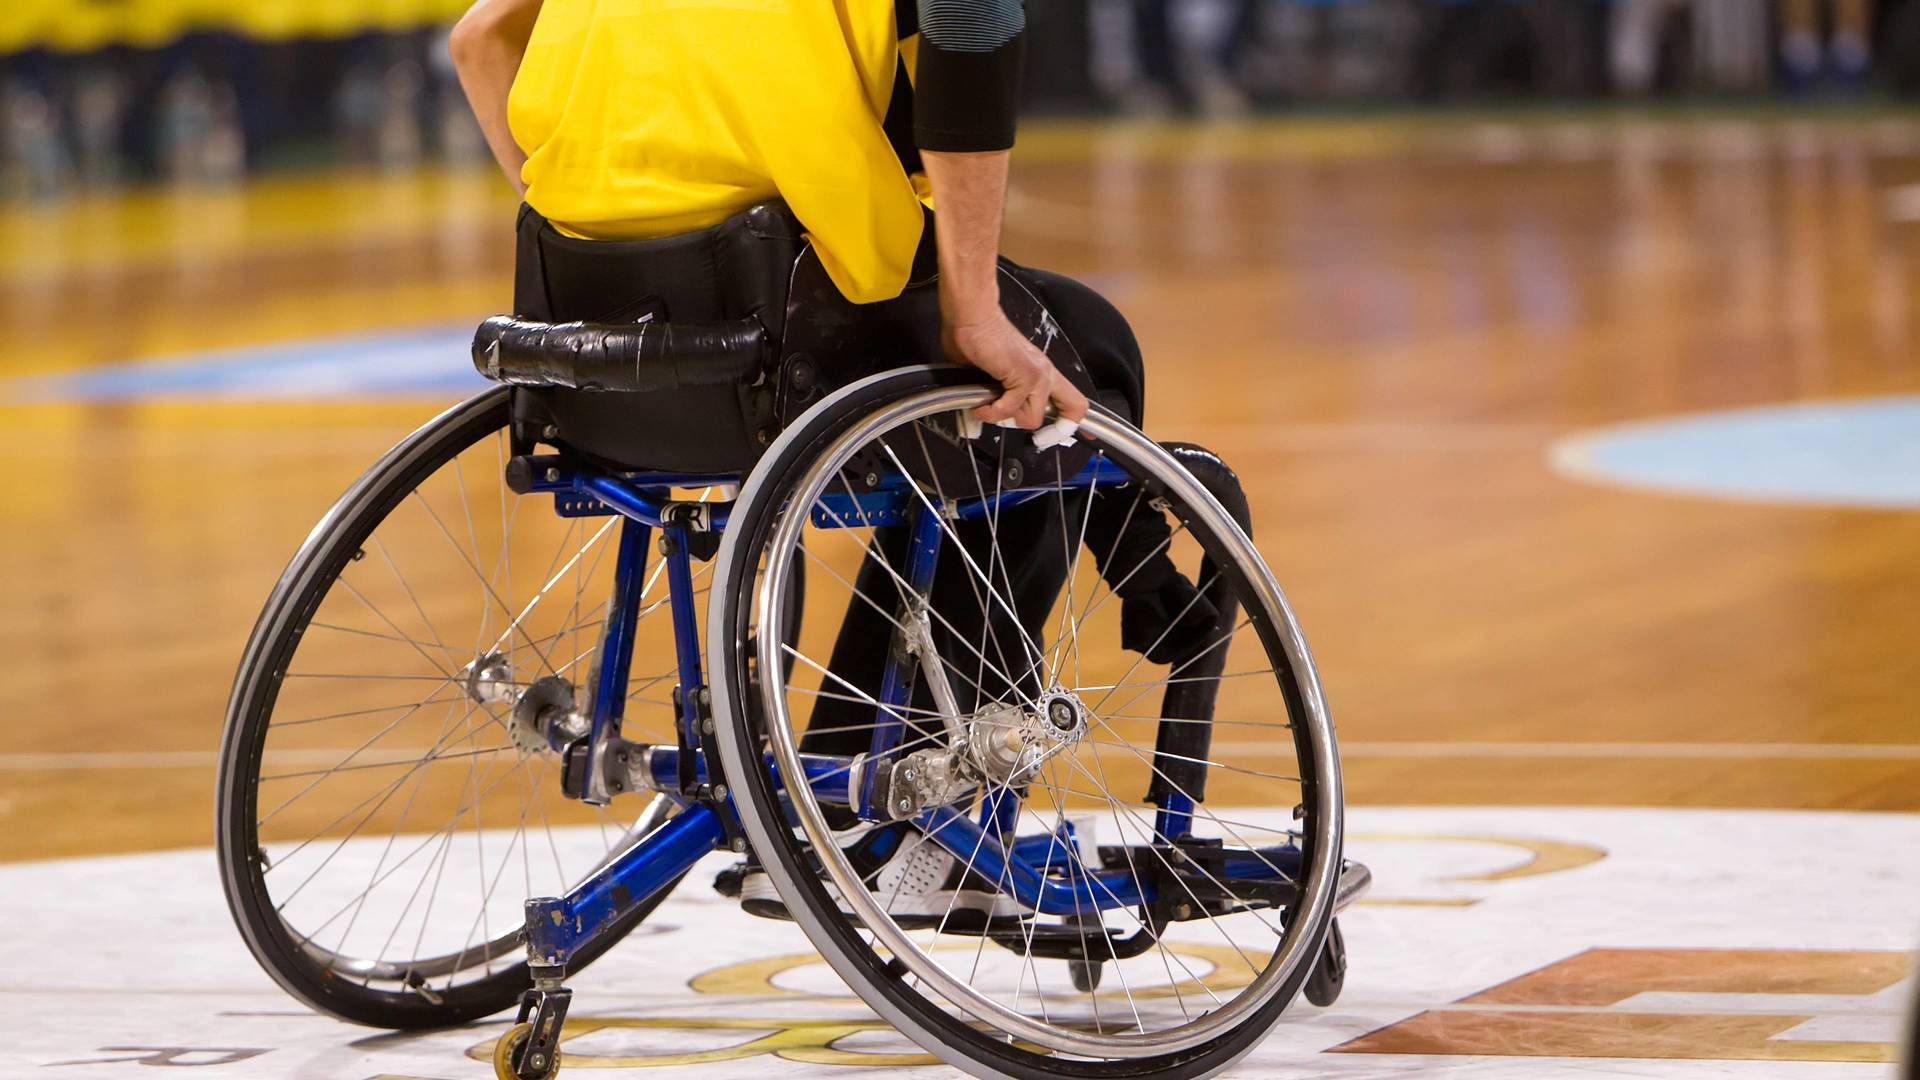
[1032,419,1080,451]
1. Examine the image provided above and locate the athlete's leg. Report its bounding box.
[1002,264,1146,428]
[799,267,1213,759]
[1612,0,1686,94]
[1779,0,1823,83]
[1830,0,1873,81]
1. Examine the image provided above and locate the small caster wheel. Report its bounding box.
[1069,959,1104,993]
[494,1022,562,1080]
[1303,918,1347,1007]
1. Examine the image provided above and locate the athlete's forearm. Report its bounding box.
[910,6,1080,425]
[449,0,542,196]
[922,147,1085,426]
[922,149,1011,327]
[912,0,1028,325]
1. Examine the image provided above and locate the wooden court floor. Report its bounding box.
[3,111,1919,865]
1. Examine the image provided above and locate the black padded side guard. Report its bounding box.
[1145,443,1254,812]
[473,314,768,393]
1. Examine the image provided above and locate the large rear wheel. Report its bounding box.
[711,368,1344,1078]
[217,389,690,1028]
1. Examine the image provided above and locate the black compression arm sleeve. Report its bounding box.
[910,0,1027,152]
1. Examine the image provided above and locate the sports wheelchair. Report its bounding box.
[216,243,1367,1080]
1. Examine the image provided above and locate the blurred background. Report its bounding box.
[4,0,1920,193]
[1,3,1918,1072]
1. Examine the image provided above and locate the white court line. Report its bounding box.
[6,741,1920,771]
[1215,740,1920,761]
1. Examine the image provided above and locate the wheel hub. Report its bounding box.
[1034,689,1088,742]
[512,675,586,755]
[965,691,1089,785]
[462,651,517,706]
[460,653,585,756]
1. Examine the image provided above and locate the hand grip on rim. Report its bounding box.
[956,406,1080,450]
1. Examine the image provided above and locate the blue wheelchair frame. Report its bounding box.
[507,451,1303,975]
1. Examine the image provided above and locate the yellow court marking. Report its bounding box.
[1353,832,1608,884]
[495,941,1263,1069]
[466,1016,938,1069]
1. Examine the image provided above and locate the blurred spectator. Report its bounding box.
[4,1,1915,205]
[158,65,245,186]
[336,59,387,167]
[1104,0,1256,116]
[430,26,490,167]
[72,68,128,189]
[1884,0,1920,95]
[376,58,427,168]
[1611,0,1770,94]
[2,79,71,199]
[1416,0,1569,100]
[1779,0,1873,92]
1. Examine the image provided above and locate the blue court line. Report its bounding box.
[5,323,488,403]
[1551,396,1920,510]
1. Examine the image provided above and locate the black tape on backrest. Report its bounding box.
[472,315,767,393]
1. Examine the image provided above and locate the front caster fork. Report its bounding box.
[501,893,576,1080]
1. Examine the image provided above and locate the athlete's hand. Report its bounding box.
[941,310,1090,430]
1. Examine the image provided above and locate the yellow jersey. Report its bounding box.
[508,0,929,305]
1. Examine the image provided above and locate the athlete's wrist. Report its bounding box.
[938,273,1004,327]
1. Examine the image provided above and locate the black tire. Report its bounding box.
[217,388,678,1030]
[709,367,1343,1079]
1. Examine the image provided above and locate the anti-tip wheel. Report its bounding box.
[493,1022,561,1080]
[1303,919,1348,1007]
[1068,960,1104,993]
